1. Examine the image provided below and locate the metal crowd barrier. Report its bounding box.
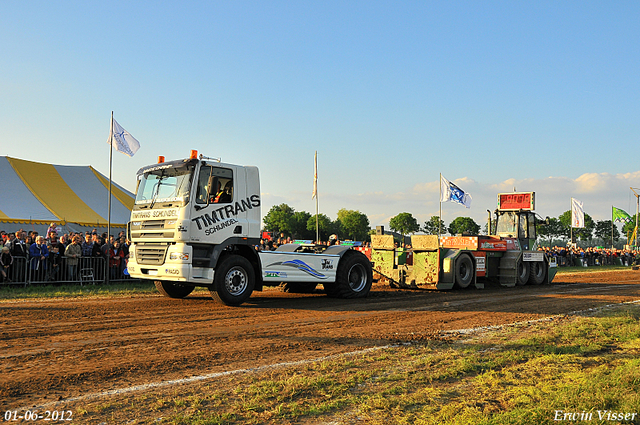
[1,256,137,286]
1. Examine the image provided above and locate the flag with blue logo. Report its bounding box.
[440,175,472,208]
[107,117,140,157]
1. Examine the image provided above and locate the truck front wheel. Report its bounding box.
[154,280,195,298]
[326,251,372,299]
[210,255,255,306]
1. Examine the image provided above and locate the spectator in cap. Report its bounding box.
[65,235,82,281]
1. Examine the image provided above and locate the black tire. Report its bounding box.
[325,251,372,299]
[516,260,530,286]
[210,255,255,306]
[282,282,318,293]
[154,280,195,298]
[528,261,546,285]
[454,254,473,289]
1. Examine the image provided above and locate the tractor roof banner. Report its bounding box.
[0,156,134,229]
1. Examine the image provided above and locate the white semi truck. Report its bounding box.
[126,151,372,306]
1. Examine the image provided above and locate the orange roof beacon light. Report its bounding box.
[190,150,198,159]
[157,156,165,164]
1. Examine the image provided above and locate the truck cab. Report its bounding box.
[127,151,372,306]
[128,153,261,286]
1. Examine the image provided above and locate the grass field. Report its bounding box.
[67,301,640,424]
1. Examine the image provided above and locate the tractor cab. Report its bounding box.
[493,192,538,251]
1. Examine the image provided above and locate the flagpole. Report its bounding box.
[633,188,640,250]
[314,151,319,243]
[107,111,113,285]
[570,198,573,247]
[438,173,442,238]
[611,206,614,250]
[315,197,319,243]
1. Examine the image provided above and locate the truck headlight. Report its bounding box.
[169,252,189,261]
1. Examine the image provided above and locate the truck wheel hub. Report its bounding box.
[348,263,367,293]
[225,267,247,295]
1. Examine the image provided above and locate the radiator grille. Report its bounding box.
[135,244,169,265]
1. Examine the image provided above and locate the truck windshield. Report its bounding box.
[135,165,193,209]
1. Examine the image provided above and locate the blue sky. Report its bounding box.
[2,1,639,232]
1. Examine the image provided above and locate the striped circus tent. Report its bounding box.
[0,156,134,233]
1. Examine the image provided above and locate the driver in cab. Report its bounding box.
[212,180,232,204]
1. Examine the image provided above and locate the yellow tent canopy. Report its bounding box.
[0,156,134,230]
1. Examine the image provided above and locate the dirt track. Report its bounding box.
[2,269,640,410]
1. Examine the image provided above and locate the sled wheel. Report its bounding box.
[455,255,473,289]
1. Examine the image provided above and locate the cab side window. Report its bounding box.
[518,214,528,239]
[195,166,233,204]
[527,212,536,239]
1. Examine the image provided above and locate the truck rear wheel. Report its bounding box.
[516,260,530,285]
[210,255,255,306]
[455,255,473,289]
[528,261,546,285]
[325,251,372,299]
[154,280,195,298]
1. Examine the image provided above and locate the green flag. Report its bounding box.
[612,206,632,223]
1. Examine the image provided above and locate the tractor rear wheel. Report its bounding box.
[455,255,473,289]
[528,261,546,285]
[154,280,195,298]
[516,260,530,285]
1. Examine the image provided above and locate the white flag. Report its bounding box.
[440,175,472,208]
[108,117,140,157]
[571,198,585,228]
[312,151,318,199]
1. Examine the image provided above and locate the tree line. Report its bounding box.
[263,204,370,241]
[263,203,639,245]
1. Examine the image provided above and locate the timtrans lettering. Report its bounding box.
[191,195,260,231]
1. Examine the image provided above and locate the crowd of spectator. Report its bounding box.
[0,223,131,284]
[539,245,640,267]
